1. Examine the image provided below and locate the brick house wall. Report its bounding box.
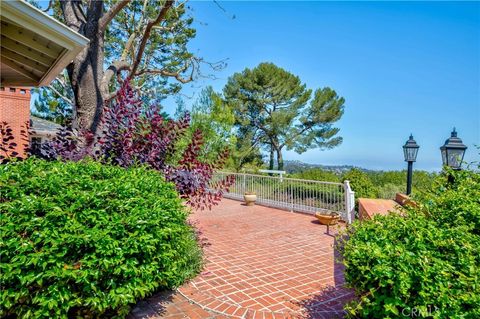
[0,87,31,158]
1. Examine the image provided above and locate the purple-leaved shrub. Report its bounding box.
[31,81,234,210]
[0,121,29,163]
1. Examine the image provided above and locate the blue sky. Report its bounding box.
[31,1,479,171]
[164,0,479,171]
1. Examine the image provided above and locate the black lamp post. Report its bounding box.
[403,134,419,195]
[440,128,467,170]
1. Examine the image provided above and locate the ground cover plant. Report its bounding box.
[0,159,202,318]
[339,165,480,318]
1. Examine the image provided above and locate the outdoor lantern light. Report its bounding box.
[440,128,467,170]
[403,134,419,195]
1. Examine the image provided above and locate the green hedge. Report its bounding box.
[339,168,480,318]
[290,167,437,200]
[0,159,202,318]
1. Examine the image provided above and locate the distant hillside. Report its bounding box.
[282,160,367,174]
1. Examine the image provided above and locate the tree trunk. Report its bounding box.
[276,147,284,171]
[269,144,275,171]
[61,1,106,134]
[68,43,105,134]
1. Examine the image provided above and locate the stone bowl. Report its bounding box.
[315,212,340,225]
[244,193,257,206]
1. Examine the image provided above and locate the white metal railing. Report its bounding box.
[213,171,356,223]
[344,180,356,223]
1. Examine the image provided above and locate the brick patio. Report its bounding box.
[130,198,354,319]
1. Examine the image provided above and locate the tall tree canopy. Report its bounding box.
[32,70,73,125]
[34,0,217,134]
[190,87,235,161]
[223,62,345,170]
[175,86,264,171]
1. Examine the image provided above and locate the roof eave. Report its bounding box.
[1,0,89,87]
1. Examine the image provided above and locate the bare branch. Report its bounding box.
[42,0,53,13]
[129,0,175,77]
[53,71,70,90]
[60,0,87,31]
[173,0,189,13]
[173,91,195,100]
[152,23,178,32]
[120,32,136,61]
[136,59,195,84]
[213,0,236,20]
[101,60,131,96]
[104,91,118,102]
[136,69,194,84]
[48,84,74,107]
[56,76,67,89]
[99,0,131,32]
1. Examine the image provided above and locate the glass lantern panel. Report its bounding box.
[447,149,464,169]
[441,149,447,166]
[410,148,418,161]
[404,147,418,161]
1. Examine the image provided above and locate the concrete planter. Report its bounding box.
[244,193,257,206]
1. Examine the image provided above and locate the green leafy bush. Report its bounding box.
[0,159,202,318]
[276,182,344,204]
[342,168,377,200]
[339,167,480,318]
[289,167,437,200]
[291,168,341,183]
[368,170,437,195]
[376,183,404,199]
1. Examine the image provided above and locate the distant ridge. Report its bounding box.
[281,160,369,174]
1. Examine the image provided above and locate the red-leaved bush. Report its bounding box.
[33,82,234,210]
[0,121,29,164]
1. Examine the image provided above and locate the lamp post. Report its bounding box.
[440,128,467,170]
[403,134,419,195]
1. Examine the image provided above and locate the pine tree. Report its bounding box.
[224,62,345,170]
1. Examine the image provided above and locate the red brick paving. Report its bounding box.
[130,199,354,319]
[128,291,228,319]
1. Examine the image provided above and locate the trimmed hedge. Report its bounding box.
[339,168,480,318]
[0,159,202,318]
